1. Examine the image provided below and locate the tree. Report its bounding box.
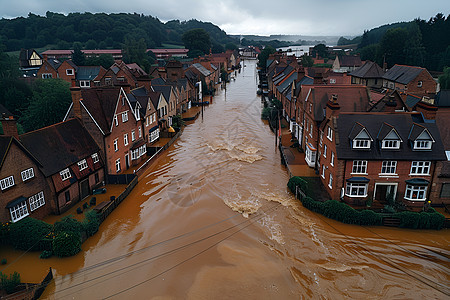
[72,42,85,66]
[85,54,115,69]
[439,67,450,89]
[20,79,72,132]
[225,42,238,51]
[380,27,408,67]
[182,28,211,56]
[300,54,314,67]
[312,43,328,58]
[257,46,276,69]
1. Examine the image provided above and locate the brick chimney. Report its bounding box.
[137,78,152,92]
[1,114,19,139]
[326,94,340,119]
[415,100,437,120]
[313,71,324,85]
[70,86,82,119]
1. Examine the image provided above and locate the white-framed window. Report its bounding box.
[414,140,432,150]
[10,201,29,222]
[323,144,327,158]
[345,183,368,197]
[410,161,431,175]
[327,126,333,141]
[21,168,34,182]
[330,78,336,84]
[381,161,397,174]
[124,133,129,146]
[131,149,138,160]
[382,140,400,149]
[131,130,136,142]
[145,116,150,127]
[115,158,121,172]
[114,115,118,126]
[0,176,15,190]
[66,69,74,75]
[319,131,323,147]
[91,153,99,163]
[42,73,52,79]
[352,160,367,174]
[331,152,335,166]
[150,128,160,143]
[309,103,312,113]
[77,159,88,171]
[29,191,45,211]
[60,168,71,181]
[328,174,333,189]
[138,126,142,138]
[353,139,370,149]
[405,185,427,201]
[309,124,313,137]
[80,80,90,88]
[122,111,128,122]
[114,139,118,152]
[321,164,325,179]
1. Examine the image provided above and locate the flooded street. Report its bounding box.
[17,59,450,299]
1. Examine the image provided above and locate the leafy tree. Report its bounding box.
[72,42,85,66]
[182,28,211,56]
[439,67,450,89]
[85,54,115,69]
[21,79,72,132]
[379,27,408,67]
[225,42,237,51]
[358,44,381,64]
[257,46,276,68]
[300,54,314,67]
[85,39,98,49]
[312,43,328,58]
[122,37,149,69]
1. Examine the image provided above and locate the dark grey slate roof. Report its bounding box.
[192,63,211,77]
[349,61,385,78]
[382,65,424,85]
[76,66,101,81]
[336,113,446,161]
[405,94,422,109]
[151,85,172,102]
[435,90,450,107]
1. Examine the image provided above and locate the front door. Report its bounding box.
[374,184,397,204]
[125,154,130,169]
[80,179,90,200]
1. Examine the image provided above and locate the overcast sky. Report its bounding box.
[1,0,449,36]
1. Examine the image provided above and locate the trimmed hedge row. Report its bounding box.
[288,176,445,229]
[2,210,101,258]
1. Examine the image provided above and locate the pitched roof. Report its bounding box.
[349,61,385,78]
[301,85,371,121]
[382,64,424,85]
[0,136,12,168]
[338,55,362,67]
[151,85,172,102]
[336,113,445,161]
[76,66,102,81]
[19,119,100,177]
[192,63,212,77]
[80,87,122,134]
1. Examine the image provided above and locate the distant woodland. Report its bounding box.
[0,12,238,53]
[339,13,450,72]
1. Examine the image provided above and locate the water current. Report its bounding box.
[4,60,450,299]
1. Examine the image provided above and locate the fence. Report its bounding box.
[2,268,53,300]
[97,176,138,223]
[107,174,137,185]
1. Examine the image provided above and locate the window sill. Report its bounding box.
[404,198,426,201]
[408,174,430,176]
[378,174,399,178]
[350,173,368,176]
[345,194,367,198]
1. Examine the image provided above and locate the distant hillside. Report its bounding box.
[0,12,238,52]
[231,34,342,45]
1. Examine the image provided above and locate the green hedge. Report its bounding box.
[82,210,101,237]
[393,210,445,230]
[0,271,20,294]
[8,218,52,251]
[52,231,82,257]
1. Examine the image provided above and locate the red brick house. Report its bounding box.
[37,59,60,79]
[295,85,371,167]
[128,86,160,144]
[64,86,147,175]
[0,134,53,223]
[319,109,446,209]
[349,61,385,89]
[382,65,437,96]
[20,119,105,214]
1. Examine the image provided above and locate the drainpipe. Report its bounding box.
[429,161,438,205]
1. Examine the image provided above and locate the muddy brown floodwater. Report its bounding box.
[4,60,449,299]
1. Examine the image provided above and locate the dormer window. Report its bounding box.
[78,159,88,171]
[60,168,71,181]
[382,140,400,149]
[414,140,431,150]
[327,126,333,141]
[353,139,370,149]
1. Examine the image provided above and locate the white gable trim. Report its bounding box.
[81,101,105,136]
[63,102,73,122]
[355,128,373,141]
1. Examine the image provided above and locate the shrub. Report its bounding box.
[82,202,89,209]
[287,176,308,194]
[89,197,97,206]
[1,258,6,265]
[76,207,83,214]
[261,107,271,119]
[39,250,53,259]
[8,218,52,251]
[83,210,100,237]
[393,210,445,230]
[0,271,20,294]
[358,210,382,226]
[52,231,82,257]
[53,216,84,234]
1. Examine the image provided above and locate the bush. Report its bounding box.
[287,176,308,194]
[76,207,83,214]
[8,218,52,251]
[90,197,97,206]
[1,258,6,265]
[82,202,89,209]
[393,210,445,230]
[52,231,82,257]
[53,216,84,234]
[83,210,100,237]
[39,250,53,259]
[261,107,271,120]
[0,271,20,294]
[358,210,382,226]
